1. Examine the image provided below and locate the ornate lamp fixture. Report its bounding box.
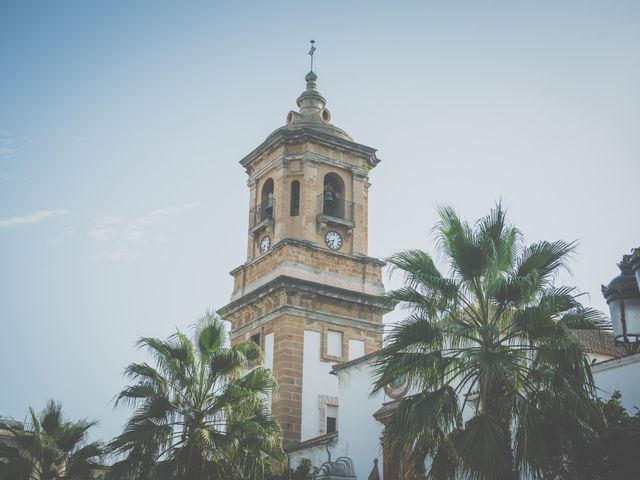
[602,254,640,354]
[630,247,640,291]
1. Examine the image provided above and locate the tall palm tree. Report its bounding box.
[108,311,283,480]
[0,400,103,480]
[373,204,608,480]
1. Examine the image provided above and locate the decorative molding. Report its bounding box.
[316,214,355,237]
[229,304,383,340]
[321,325,345,363]
[239,127,379,171]
[228,238,385,278]
[383,375,411,399]
[318,394,339,435]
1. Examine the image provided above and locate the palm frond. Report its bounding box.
[111,311,280,478]
[374,204,605,479]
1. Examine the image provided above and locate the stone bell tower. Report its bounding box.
[219,60,391,446]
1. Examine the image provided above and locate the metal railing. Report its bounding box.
[317,193,355,222]
[249,198,275,229]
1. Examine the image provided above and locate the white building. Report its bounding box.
[287,330,640,479]
[217,55,640,479]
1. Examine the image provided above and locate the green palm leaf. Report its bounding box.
[108,310,283,479]
[374,203,609,479]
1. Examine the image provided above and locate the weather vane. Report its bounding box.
[308,39,316,72]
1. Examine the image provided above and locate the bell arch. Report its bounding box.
[322,172,345,218]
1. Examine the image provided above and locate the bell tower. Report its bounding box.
[220,56,390,446]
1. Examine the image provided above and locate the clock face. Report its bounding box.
[325,230,342,251]
[259,236,271,254]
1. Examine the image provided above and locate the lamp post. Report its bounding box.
[602,254,640,354]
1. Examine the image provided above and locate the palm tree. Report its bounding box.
[108,311,283,480]
[0,400,103,480]
[373,203,608,480]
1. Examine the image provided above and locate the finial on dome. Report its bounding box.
[308,39,316,71]
[286,38,341,130]
[305,40,318,90]
[305,70,318,90]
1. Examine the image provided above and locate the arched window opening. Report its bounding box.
[290,181,300,216]
[260,178,274,220]
[323,173,345,218]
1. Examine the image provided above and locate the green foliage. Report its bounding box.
[373,202,608,479]
[107,310,283,480]
[560,391,640,479]
[265,458,318,480]
[0,400,103,480]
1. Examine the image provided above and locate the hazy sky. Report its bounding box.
[1,1,638,442]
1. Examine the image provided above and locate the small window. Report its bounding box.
[326,404,338,433]
[326,416,337,433]
[290,181,300,216]
[250,333,261,347]
[327,331,343,358]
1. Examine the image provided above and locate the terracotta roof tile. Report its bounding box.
[284,431,338,453]
[571,329,627,358]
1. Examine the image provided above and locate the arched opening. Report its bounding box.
[290,180,300,216]
[323,173,345,218]
[260,178,274,220]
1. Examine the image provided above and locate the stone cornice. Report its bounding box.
[239,127,380,172]
[247,150,370,184]
[228,304,385,340]
[218,274,392,319]
[283,431,338,454]
[229,237,385,277]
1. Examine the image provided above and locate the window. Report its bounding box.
[290,180,300,216]
[250,333,261,347]
[326,330,343,358]
[326,416,337,433]
[326,405,338,433]
[322,173,345,218]
[260,178,274,221]
[384,374,410,399]
[319,396,339,434]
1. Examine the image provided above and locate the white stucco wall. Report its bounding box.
[289,358,384,478]
[334,361,385,480]
[264,332,274,370]
[288,440,336,474]
[593,353,640,411]
[264,332,274,410]
[289,348,640,480]
[348,339,365,360]
[301,330,339,441]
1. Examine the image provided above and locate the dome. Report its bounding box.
[265,71,353,142]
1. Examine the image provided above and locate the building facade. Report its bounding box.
[218,65,640,480]
[219,69,392,446]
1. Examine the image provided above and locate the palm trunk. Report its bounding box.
[485,380,517,480]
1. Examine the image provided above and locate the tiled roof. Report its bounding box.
[571,329,627,358]
[372,399,400,421]
[331,350,381,374]
[284,431,338,453]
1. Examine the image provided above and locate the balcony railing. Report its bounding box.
[317,193,355,223]
[249,198,275,230]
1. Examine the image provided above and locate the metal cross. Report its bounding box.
[308,39,316,71]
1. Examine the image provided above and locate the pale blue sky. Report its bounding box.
[1,1,638,441]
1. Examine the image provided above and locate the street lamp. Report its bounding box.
[602,254,640,354]
[630,247,640,291]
